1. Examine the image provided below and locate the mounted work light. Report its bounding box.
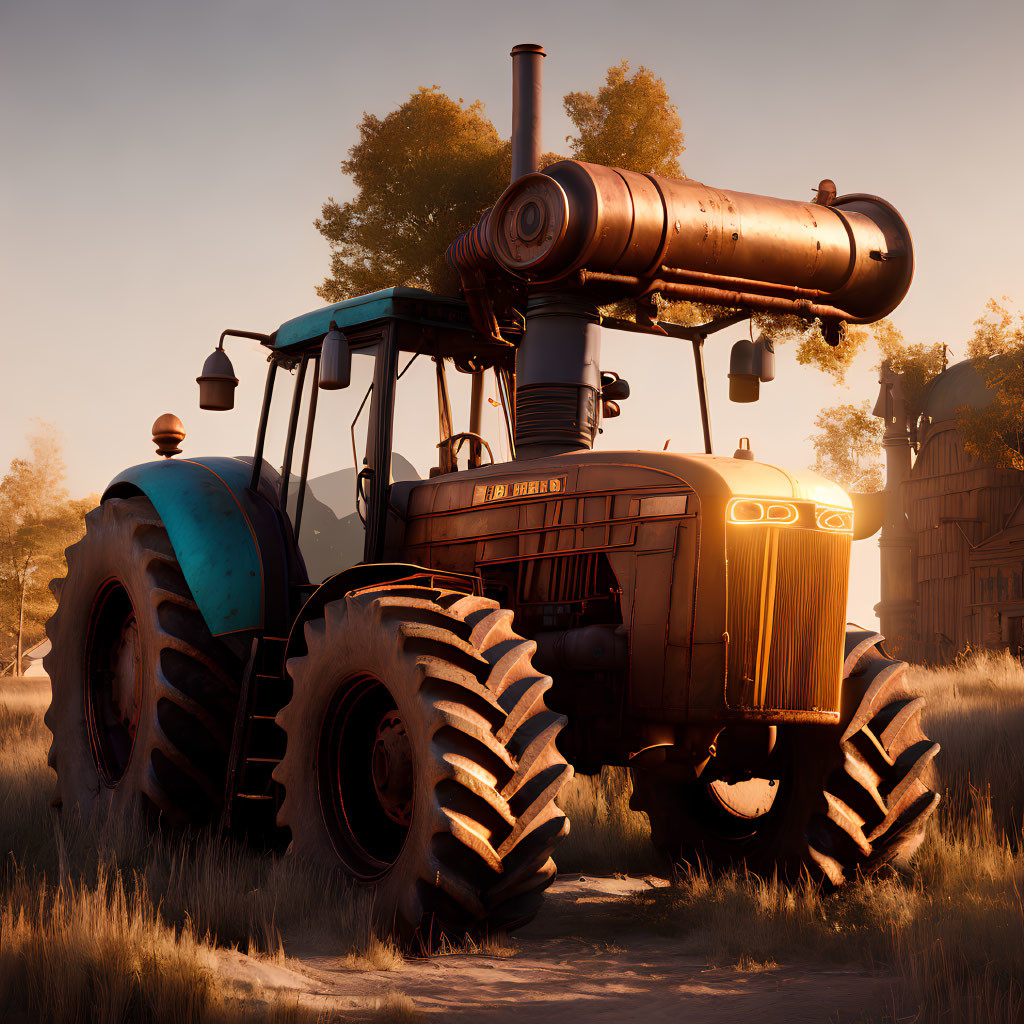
[197,346,238,411]
[728,338,759,402]
[196,329,273,412]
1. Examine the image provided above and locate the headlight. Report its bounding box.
[815,506,854,533]
[726,497,853,532]
[727,498,800,525]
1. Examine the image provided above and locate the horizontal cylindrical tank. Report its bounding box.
[486,161,913,323]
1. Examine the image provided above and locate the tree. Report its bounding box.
[563,60,684,176]
[805,320,945,487]
[870,319,946,423]
[958,298,1024,468]
[0,423,88,674]
[966,297,1024,360]
[315,88,512,299]
[795,322,869,384]
[810,401,884,492]
[315,60,687,301]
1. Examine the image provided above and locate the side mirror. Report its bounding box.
[850,490,885,541]
[601,371,631,401]
[197,348,238,411]
[319,322,351,390]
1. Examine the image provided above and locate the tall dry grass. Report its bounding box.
[5,647,1024,1023]
[0,678,403,1024]
[556,766,660,875]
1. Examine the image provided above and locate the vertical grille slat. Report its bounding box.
[727,525,849,714]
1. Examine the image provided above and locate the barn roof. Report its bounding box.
[920,358,995,422]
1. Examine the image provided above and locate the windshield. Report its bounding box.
[391,357,512,481]
[595,328,708,454]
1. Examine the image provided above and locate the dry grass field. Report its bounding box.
[2,650,1022,1022]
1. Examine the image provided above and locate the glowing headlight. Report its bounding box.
[727,498,800,525]
[815,506,854,533]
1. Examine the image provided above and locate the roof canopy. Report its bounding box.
[273,287,485,351]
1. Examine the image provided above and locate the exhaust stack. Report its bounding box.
[509,43,600,460]
[510,44,545,182]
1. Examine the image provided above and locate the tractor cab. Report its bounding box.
[247,287,521,583]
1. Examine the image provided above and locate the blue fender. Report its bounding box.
[103,456,290,637]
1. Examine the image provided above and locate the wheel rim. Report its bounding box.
[709,778,779,821]
[697,753,791,845]
[84,579,142,786]
[317,673,413,880]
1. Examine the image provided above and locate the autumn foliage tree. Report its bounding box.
[957,299,1024,468]
[0,423,89,674]
[563,60,684,176]
[872,319,947,422]
[807,320,946,491]
[810,401,884,492]
[315,61,685,300]
[315,88,512,299]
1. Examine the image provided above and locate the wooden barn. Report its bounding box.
[874,358,1024,663]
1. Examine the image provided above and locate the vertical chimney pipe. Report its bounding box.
[510,43,545,182]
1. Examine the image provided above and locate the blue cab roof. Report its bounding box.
[273,287,478,350]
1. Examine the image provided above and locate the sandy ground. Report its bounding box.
[217,876,896,1022]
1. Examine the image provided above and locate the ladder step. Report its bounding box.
[234,793,274,802]
[245,756,281,765]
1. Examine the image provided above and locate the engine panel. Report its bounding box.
[390,450,853,726]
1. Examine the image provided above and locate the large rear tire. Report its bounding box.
[273,585,572,948]
[43,497,240,827]
[630,627,940,884]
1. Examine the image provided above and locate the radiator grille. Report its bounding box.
[726,525,850,714]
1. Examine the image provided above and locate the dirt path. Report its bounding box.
[218,876,896,1022]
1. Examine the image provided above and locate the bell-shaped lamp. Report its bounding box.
[319,323,351,390]
[728,338,760,403]
[197,347,238,410]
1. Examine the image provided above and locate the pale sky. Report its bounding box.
[3,0,1023,625]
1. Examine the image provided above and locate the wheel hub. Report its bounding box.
[84,580,142,786]
[372,712,413,826]
[317,673,414,879]
[111,619,141,731]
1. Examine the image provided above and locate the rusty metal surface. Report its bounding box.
[510,44,545,182]
[726,525,850,715]
[485,160,913,324]
[390,449,854,727]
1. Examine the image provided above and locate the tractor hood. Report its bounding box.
[397,448,852,511]
[608,450,853,510]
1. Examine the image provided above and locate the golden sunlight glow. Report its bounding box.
[726,498,853,533]
[815,505,855,534]
[726,498,800,525]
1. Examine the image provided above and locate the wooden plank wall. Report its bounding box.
[900,421,1024,662]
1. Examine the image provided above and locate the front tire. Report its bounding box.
[630,627,940,884]
[273,585,572,947]
[43,497,240,827]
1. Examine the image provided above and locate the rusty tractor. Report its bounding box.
[44,43,938,947]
